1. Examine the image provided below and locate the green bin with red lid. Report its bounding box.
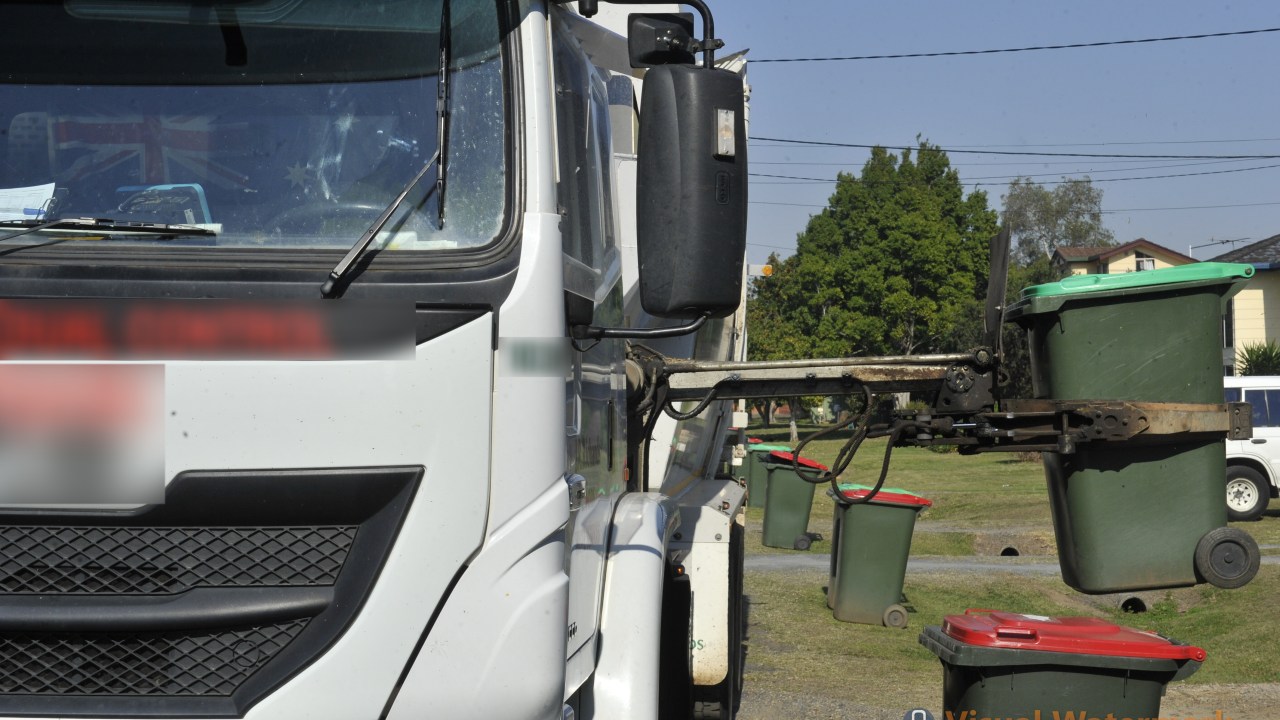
[760,451,825,550]
[1006,262,1259,593]
[826,484,931,626]
[920,609,1204,717]
[745,443,791,509]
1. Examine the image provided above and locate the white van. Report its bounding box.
[1224,376,1280,520]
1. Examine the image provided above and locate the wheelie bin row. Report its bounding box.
[741,263,1257,718]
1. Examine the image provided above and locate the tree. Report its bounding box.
[747,141,998,362]
[1003,177,1114,266]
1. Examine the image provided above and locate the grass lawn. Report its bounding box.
[741,423,1280,714]
[744,566,1280,713]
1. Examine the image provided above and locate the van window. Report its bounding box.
[1242,388,1280,428]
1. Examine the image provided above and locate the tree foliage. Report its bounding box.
[747,142,999,362]
[1003,177,1114,266]
[1237,340,1280,376]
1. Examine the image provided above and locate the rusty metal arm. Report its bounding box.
[901,400,1253,454]
[626,345,1250,455]
[634,345,996,408]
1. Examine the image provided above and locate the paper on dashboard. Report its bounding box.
[0,183,56,222]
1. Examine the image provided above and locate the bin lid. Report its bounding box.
[1018,262,1253,299]
[941,610,1206,661]
[747,437,763,444]
[836,483,932,507]
[748,443,791,452]
[766,450,828,471]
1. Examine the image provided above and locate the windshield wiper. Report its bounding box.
[320,0,452,300]
[319,149,441,299]
[436,0,451,229]
[0,217,217,244]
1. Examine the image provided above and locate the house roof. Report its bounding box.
[1211,233,1280,266]
[1052,238,1196,265]
[1054,246,1114,261]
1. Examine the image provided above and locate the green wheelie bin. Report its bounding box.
[745,443,791,509]
[1005,262,1260,593]
[920,610,1204,718]
[760,451,825,550]
[825,484,931,626]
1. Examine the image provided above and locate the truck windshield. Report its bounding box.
[0,0,506,252]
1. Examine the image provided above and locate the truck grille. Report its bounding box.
[0,620,307,696]
[0,466,421,716]
[0,526,356,594]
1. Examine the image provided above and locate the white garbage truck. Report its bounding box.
[0,1,754,718]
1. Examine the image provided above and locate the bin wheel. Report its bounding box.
[1226,466,1270,522]
[1194,527,1260,589]
[882,604,909,629]
[793,535,812,551]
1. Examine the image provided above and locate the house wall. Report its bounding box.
[1104,250,1185,274]
[1233,271,1280,363]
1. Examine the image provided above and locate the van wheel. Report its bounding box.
[1226,466,1269,522]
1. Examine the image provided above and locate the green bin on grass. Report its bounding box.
[760,451,825,550]
[920,610,1204,718]
[1006,262,1259,593]
[744,443,791,508]
[826,484,930,626]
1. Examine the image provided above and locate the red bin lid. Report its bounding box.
[767,450,828,471]
[747,437,763,444]
[942,610,1206,661]
[837,484,932,508]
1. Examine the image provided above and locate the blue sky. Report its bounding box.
[713,1,1280,266]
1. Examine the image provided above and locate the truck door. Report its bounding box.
[553,11,627,673]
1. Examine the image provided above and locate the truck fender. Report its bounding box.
[385,479,570,720]
[582,492,678,720]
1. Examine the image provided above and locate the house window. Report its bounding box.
[1223,298,1235,349]
[1134,252,1155,271]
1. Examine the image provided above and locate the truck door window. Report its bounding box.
[551,17,617,271]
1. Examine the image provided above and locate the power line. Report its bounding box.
[748,161,1280,186]
[940,137,1280,149]
[1100,201,1280,213]
[749,199,1280,213]
[752,158,1252,167]
[752,26,1280,63]
[749,136,1280,160]
[749,201,827,208]
[972,163,1280,186]
[747,241,796,251]
[753,137,1280,149]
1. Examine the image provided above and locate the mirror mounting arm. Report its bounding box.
[571,313,708,341]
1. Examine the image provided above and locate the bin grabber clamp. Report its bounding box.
[903,399,1253,455]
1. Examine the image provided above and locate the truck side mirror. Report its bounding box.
[636,64,747,319]
[627,13,696,68]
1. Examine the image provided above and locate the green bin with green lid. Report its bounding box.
[760,451,824,550]
[745,443,791,508]
[1006,262,1259,593]
[919,610,1204,717]
[826,484,931,626]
